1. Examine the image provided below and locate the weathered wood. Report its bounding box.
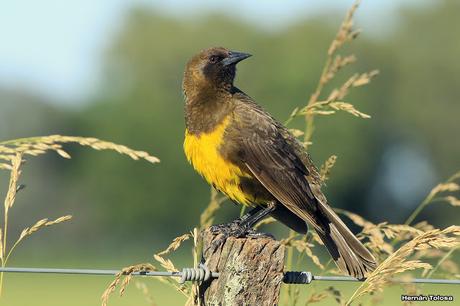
[199,229,285,306]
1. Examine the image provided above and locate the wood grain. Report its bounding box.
[199,229,285,306]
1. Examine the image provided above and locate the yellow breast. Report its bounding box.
[184,117,254,206]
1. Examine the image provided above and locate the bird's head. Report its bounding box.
[183,47,251,99]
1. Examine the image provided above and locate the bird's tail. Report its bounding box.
[315,204,377,280]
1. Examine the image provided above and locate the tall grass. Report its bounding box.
[283,0,378,303]
[0,135,159,296]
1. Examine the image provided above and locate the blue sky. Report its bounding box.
[0,0,426,104]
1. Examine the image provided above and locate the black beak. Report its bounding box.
[222,51,252,67]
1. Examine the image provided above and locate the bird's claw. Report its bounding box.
[209,221,274,249]
[209,220,247,238]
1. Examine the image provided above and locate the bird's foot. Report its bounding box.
[209,218,247,238]
[209,220,274,249]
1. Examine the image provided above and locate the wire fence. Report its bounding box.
[1,266,459,285]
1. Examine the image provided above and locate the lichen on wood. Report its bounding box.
[199,229,285,306]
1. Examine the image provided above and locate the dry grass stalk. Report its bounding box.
[300,68,378,120]
[288,129,305,138]
[153,233,190,281]
[3,153,22,213]
[443,196,460,206]
[186,228,200,306]
[328,0,361,56]
[319,155,337,182]
[380,224,423,239]
[413,221,435,232]
[324,55,357,83]
[294,0,376,146]
[2,215,73,269]
[337,208,428,256]
[282,2,374,303]
[0,147,15,155]
[363,223,426,256]
[17,215,72,244]
[281,236,324,269]
[0,163,12,170]
[346,226,460,305]
[0,135,160,298]
[430,182,459,195]
[153,232,193,296]
[414,248,444,260]
[101,263,157,306]
[153,254,178,274]
[191,227,199,269]
[329,101,371,118]
[361,224,391,255]
[336,208,374,228]
[424,246,459,278]
[310,232,324,246]
[405,172,460,225]
[156,233,190,257]
[102,229,197,305]
[1,153,23,294]
[0,135,160,164]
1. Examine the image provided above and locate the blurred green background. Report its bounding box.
[0,0,459,305]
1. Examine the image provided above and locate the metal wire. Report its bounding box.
[284,271,460,285]
[0,266,219,283]
[1,267,459,285]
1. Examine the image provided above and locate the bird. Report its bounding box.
[182,47,377,279]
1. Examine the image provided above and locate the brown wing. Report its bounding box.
[234,114,326,230]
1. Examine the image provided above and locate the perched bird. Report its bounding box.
[183,47,377,279]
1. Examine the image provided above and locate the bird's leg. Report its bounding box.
[240,205,263,222]
[229,201,265,224]
[210,202,276,242]
[240,202,276,239]
[241,202,276,229]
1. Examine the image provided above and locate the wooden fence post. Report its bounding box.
[198,229,285,306]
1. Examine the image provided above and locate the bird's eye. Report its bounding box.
[209,55,220,63]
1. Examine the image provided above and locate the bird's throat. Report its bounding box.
[184,93,233,135]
